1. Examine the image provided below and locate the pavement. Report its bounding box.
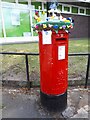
[1,86,90,119]
[0,36,39,45]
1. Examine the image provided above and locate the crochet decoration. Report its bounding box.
[33,9,74,33]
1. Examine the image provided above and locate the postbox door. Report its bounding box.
[51,31,68,95]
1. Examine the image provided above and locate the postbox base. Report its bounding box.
[40,90,67,112]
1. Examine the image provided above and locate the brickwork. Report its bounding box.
[62,13,89,38]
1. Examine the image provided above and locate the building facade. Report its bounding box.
[0,0,90,38]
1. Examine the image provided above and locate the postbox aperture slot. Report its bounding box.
[56,38,66,41]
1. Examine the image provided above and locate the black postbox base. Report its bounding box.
[40,90,67,112]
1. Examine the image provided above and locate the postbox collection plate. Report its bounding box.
[42,30,52,44]
[58,46,65,60]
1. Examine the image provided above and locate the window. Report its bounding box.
[18,1,28,5]
[31,2,42,9]
[44,3,47,9]
[72,7,78,13]
[0,17,3,37]
[3,7,31,37]
[57,5,62,11]
[80,8,84,14]
[2,0,15,3]
[86,9,90,15]
[64,6,70,12]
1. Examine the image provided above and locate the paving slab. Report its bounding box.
[1,86,89,119]
[2,87,63,119]
[0,37,39,45]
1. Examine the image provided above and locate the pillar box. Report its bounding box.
[39,29,68,112]
[33,12,74,111]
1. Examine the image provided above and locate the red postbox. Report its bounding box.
[39,30,68,111]
[33,11,74,111]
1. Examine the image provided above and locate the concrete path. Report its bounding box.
[0,36,39,45]
[2,87,63,119]
[1,86,89,119]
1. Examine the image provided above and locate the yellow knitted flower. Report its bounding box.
[42,11,45,15]
[43,24,47,28]
[37,17,41,22]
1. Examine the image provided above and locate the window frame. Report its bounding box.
[62,5,71,13]
[78,7,86,15]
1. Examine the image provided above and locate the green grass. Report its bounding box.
[68,39,88,78]
[69,39,88,53]
[0,39,88,82]
[0,43,39,74]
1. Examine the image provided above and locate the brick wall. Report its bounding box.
[62,13,89,38]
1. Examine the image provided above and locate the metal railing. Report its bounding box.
[0,52,90,88]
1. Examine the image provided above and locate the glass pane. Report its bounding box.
[32,9,38,36]
[3,6,31,37]
[80,9,84,14]
[18,1,28,5]
[32,10,47,36]
[72,7,78,13]
[2,0,15,3]
[86,9,90,15]
[0,14,3,37]
[57,5,62,11]
[31,2,42,9]
[64,6,70,12]
[44,3,47,9]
